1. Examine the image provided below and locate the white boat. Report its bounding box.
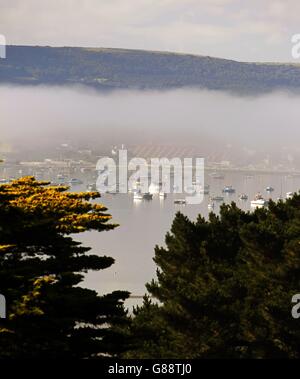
[239,193,248,200]
[251,193,268,208]
[286,192,293,199]
[159,191,167,198]
[0,178,9,184]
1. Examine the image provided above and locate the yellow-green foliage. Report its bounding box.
[0,176,129,358]
[0,176,117,235]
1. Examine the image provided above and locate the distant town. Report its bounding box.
[1,143,300,185]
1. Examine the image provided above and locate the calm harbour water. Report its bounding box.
[75,171,300,307]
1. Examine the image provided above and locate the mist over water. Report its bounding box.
[1,84,300,299]
[1,85,300,166]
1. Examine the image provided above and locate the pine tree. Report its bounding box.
[126,199,300,358]
[0,177,129,358]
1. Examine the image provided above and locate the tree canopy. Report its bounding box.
[125,198,300,358]
[0,177,129,358]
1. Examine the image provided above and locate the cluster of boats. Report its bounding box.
[207,192,265,210]
[131,180,211,204]
[75,178,298,210]
[117,181,295,208]
[206,185,292,211]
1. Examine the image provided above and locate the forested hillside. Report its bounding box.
[1,45,300,93]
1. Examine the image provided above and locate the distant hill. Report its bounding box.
[1,45,300,94]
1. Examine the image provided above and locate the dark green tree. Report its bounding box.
[0,177,129,358]
[126,198,300,358]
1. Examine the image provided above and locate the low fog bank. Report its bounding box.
[1,85,300,167]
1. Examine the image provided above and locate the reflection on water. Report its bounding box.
[76,171,300,307]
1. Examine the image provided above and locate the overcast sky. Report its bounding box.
[0,0,299,62]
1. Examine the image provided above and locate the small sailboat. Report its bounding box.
[239,193,248,201]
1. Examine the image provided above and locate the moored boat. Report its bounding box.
[174,199,186,205]
[222,186,235,194]
[210,195,224,201]
[143,192,153,200]
[251,193,268,208]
